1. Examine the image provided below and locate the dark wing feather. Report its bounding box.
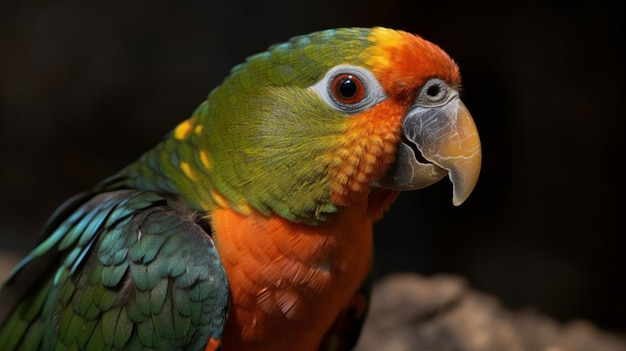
[0,190,229,351]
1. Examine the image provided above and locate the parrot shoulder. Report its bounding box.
[0,190,229,351]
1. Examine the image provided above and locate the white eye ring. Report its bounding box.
[309,65,387,114]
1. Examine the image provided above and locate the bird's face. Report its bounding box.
[200,27,481,222]
[306,27,481,207]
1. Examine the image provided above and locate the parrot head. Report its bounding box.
[165,27,481,223]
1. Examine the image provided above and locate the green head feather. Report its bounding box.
[114,28,379,223]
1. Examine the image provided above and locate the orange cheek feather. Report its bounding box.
[330,99,406,208]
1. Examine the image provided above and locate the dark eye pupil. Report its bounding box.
[426,85,440,97]
[339,77,358,98]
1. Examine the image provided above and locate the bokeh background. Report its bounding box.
[0,0,624,334]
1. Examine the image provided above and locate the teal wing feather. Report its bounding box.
[0,190,229,351]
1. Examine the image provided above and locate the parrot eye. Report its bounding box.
[331,74,365,104]
[418,78,450,105]
[309,65,387,114]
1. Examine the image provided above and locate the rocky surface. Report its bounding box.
[356,274,626,351]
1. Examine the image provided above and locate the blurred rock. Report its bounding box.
[356,274,626,351]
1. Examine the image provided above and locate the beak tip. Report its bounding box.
[452,189,469,206]
[452,190,471,206]
[449,159,481,206]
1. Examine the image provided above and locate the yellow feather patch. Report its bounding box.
[199,149,211,170]
[364,27,401,67]
[180,161,197,180]
[211,189,230,209]
[174,120,193,140]
[238,202,253,216]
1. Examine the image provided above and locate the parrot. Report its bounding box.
[0,27,481,351]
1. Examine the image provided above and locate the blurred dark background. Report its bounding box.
[0,0,624,334]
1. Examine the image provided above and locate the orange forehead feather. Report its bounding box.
[363,27,460,98]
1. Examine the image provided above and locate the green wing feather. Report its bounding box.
[0,190,229,351]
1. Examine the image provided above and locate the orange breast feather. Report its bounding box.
[211,189,398,351]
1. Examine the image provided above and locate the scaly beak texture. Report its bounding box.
[379,97,482,206]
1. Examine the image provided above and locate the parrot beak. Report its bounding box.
[377,96,481,206]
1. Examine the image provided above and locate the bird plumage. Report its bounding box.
[0,27,481,351]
